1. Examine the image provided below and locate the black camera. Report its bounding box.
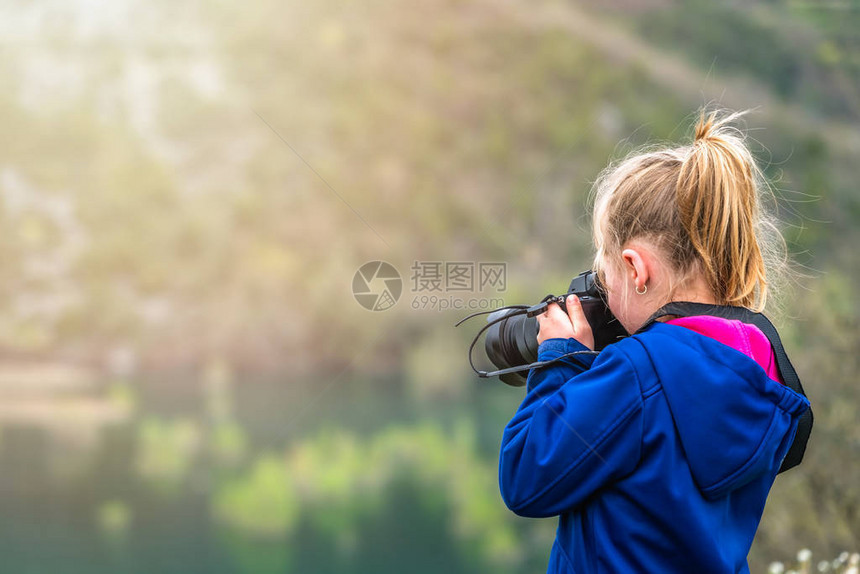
[475,271,627,386]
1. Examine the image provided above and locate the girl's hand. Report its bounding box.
[536,295,595,350]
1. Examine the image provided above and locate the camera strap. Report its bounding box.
[637,302,813,474]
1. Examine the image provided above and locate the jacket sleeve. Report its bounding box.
[499,337,644,518]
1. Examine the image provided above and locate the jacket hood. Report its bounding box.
[635,322,810,500]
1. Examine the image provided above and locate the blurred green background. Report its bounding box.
[0,0,858,572]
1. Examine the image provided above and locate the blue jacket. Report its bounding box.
[499,321,810,573]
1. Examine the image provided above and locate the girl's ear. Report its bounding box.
[620,246,651,292]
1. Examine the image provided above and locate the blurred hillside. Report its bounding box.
[0,0,858,571]
[0,0,857,369]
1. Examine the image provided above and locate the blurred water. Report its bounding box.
[0,374,546,574]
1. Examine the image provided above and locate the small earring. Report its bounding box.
[635,283,647,295]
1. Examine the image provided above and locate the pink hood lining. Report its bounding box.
[666,315,783,384]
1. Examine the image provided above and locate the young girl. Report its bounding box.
[498,109,811,573]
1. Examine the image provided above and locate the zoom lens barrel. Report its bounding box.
[483,271,627,386]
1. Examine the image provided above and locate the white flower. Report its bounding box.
[798,549,813,563]
[769,562,785,574]
[817,560,829,572]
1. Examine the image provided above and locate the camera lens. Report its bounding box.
[485,309,538,387]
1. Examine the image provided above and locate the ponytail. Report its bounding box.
[677,109,768,309]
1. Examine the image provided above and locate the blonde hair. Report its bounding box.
[591,108,785,312]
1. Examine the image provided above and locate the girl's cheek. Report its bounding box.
[607,290,632,333]
[607,294,623,325]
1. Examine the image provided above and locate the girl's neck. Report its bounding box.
[669,276,718,305]
[653,273,718,323]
